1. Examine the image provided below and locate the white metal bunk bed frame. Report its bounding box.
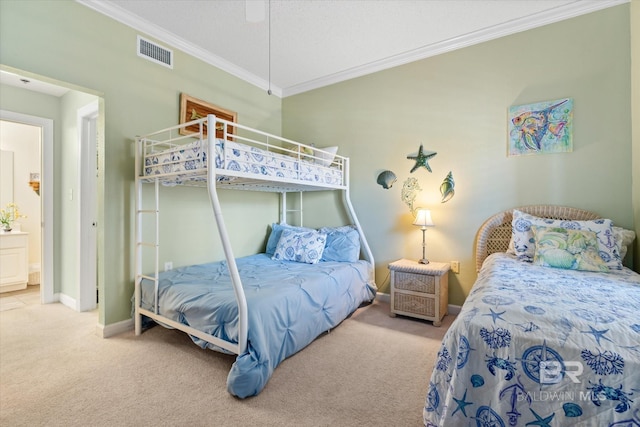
[134,114,375,356]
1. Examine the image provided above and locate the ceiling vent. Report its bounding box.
[137,35,173,69]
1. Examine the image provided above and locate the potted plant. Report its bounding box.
[0,202,26,232]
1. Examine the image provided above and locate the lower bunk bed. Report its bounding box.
[134,115,376,398]
[423,205,640,426]
[139,252,376,398]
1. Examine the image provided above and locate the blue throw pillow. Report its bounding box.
[319,225,361,262]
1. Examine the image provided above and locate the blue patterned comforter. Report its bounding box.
[139,254,376,398]
[424,253,640,426]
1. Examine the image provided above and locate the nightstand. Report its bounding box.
[388,259,450,326]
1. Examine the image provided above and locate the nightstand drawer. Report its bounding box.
[393,291,436,317]
[388,259,450,326]
[393,271,435,294]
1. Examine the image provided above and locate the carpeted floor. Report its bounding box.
[0,289,454,427]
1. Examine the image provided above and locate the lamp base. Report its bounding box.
[418,258,430,264]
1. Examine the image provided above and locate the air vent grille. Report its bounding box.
[137,35,173,69]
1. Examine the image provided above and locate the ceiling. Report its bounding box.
[78,0,625,97]
[2,1,628,98]
[0,71,71,97]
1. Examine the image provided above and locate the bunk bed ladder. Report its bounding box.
[134,152,161,336]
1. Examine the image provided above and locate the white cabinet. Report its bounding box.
[0,231,29,293]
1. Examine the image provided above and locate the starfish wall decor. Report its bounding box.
[407,144,437,173]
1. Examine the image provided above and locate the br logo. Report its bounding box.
[539,361,583,384]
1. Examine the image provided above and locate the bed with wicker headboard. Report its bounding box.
[424,205,640,427]
[474,205,602,271]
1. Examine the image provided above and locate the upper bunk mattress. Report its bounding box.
[139,253,376,398]
[143,138,343,187]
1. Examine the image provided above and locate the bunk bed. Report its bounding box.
[423,205,640,427]
[134,115,376,398]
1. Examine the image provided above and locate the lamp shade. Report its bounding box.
[413,209,434,227]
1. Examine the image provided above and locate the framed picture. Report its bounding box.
[179,93,237,138]
[508,98,573,157]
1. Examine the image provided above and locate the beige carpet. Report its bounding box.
[0,290,454,427]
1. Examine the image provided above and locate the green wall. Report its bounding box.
[1,1,636,322]
[1,0,282,325]
[283,5,635,305]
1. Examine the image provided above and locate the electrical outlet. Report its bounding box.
[164,261,173,271]
[451,261,460,274]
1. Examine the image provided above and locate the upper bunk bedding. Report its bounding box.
[143,138,343,187]
[139,253,376,398]
[137,116,345,191]
[423,206,640,427]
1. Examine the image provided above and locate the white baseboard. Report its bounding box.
[95,302,461,339]
[97,317,134,338]
[375,292,390,303]
[58,293,76,310]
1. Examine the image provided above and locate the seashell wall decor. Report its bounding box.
[439,171,455,203]
[376,170,397,189]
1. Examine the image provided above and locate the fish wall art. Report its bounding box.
[508,98,573,156]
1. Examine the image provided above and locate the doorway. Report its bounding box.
[1,102,100,311]
[1,71,103,319]
[0,112,54,304]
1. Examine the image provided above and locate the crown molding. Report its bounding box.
[76,0,282,98]
[282,0,629,97]
[77,0,627,99]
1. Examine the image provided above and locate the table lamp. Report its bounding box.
[412,208,434,264]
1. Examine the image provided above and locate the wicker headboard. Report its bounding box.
[474,205,602,272]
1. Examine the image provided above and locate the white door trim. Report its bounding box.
[0,110,54,304]
[77,101,98,312]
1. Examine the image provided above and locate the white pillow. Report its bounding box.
[613,226,636,262]
[271,229,327,264]
[314,146,338,166]
[510,209,622,269]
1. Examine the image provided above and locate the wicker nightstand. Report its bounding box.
[388,259,450,326]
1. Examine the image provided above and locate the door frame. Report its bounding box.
[0,110,54,304]
[77,101,99,311]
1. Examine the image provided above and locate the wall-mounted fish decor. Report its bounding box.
[376,170,397,189]
[407,144,437,173]
[508,98,573,156]
[511,99,568,151]
[440,171,455,203]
